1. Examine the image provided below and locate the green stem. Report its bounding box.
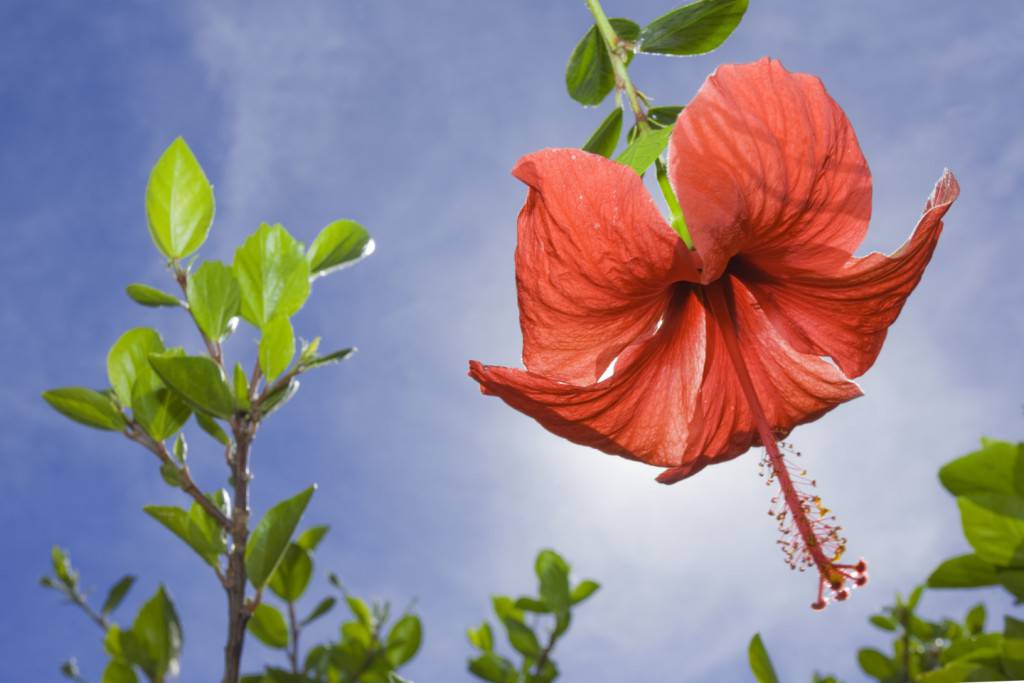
[585,0,694,249]
[656,159,693,249]
[584,0,647,131]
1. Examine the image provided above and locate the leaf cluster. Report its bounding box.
[242,527,423,683]
[43,548,181,683]
[567,0,747,173]
[466,549,600,683]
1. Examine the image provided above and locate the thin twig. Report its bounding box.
[124,425,232,530]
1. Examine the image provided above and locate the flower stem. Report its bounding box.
[656,159,693,249]
[584,0,695,249]
[584,0,647,130]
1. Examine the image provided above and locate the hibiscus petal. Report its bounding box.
[659,276,863,483]
[469,286,706,468]
[511,149,699,385]
[470,276,860,482]
[736,170,960,379]
[669,58,872,282]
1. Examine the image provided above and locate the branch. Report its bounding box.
[125,425,232,530]
[287,600,301,674]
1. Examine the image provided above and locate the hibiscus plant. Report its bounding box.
[40,137,423,683]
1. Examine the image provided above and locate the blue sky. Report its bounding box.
[2,1,1023,681]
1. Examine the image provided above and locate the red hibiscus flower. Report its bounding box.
[469,57,958,608]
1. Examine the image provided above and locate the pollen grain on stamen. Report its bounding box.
[759,440,869,610]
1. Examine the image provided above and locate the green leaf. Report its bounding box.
[144,504,222,567]
[535,549,571,615]
[748,634,779,683]
[187,260,241,341]
[615,125,674,175]
[245,485,316,589]
[467,622,494,652]
[966,603,986,635]
[928,553,999,588]
[648,105,684,127]
[1004,615,1024,677]
[857,648,897,680]
[129,585,182,680]
[582,108,623,158]
[295,525,329,551]
[959,493,1024,567]
[101,659,138,683]
[626,105,684,143]
[997,569,1024,601]
[102,575,136,616]
[133,384,191,442]
[908,584,925,610]
[145,137,214,259]
[940,632,1003,664]
[126,284,181,308]
[386,614,422,667]
[159,462,183,487]
[300,596,336,626]
[514,596,550,613]
[307,219,374,277]
[148,352,236,419]
[259,378,299,418]
[565,18,641,106]
[247,603,289,649]
[119,342,190,441]
[347,596,373,626]
[51,546,78,588]
[492,596,539,657]
[869,614,897,631]
[195,412,230,446]
[468,653,517,683]
[940,440,1024,497]
[104,624,124,658]
[233,223,310,327]
[233,362,251,410]
[42,387,126,431]
[300,347,356,371]
[259,316,295,382]
[638,0,748,56]
[171,433,187,465]
[268,543,313,602]
[570,579,600,605]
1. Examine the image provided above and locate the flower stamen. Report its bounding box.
[705,281,868,610]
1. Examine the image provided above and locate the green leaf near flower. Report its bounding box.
[638,0,748,56]
[565,18,640,106]
[582,108,623,158]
